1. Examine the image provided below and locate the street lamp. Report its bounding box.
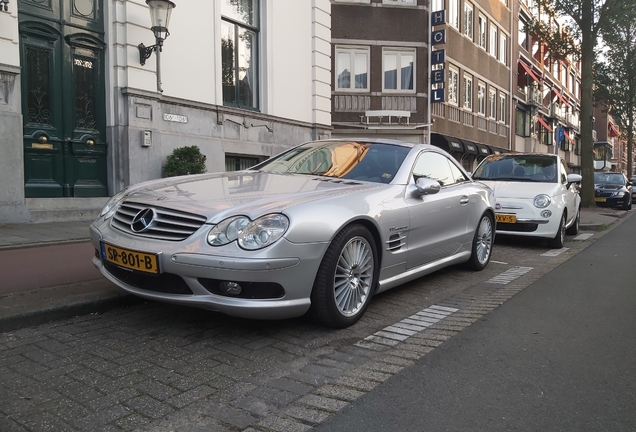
[138,0,176,92]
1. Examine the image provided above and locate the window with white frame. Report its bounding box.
[335,46,370,91]
[488,87,496,118]
[499,33,507,64]
[463,73,473,110]
[575,79,579,98]
[489,24,498,57]
[518,17,528,51]
[569,72,575,93]
[561,65,567,86]
[432,0,444,12]
[477,81,486,115]
[463,1,474,39]
[448,66,459,105]
[448,0,459,29]
[383,48,415,92]
[498,92,506,122]
[221,0,259,109]
[478,14,487,49]
[553,60,559,78]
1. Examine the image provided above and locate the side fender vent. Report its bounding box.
[386,233,405,251]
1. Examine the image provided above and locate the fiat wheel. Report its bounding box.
[547,212,566,248]
[566,206,580,235]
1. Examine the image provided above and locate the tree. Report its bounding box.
[594,10,636,177]
[527,0,632,207]
[163,146,207,178]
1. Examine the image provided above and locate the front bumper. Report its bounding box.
[494,199,562,239]
[90,220,329,320]
[595,196,628,208]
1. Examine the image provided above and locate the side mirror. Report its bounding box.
[566,173,582,189]
[414,177,441,196]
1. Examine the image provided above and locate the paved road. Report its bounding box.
[0,215,633,432]
[314,213,636,432]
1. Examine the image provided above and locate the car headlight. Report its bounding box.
[533,194,551,208]
[99,189,128,219]
[207,214,290,250]
[611,191,626,197]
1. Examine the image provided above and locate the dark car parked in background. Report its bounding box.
[594,172,632,210]
[631,177,636,201]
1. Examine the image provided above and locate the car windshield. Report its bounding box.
[254,141,411,184]
[472,154,558,183]
[594,172,625,185]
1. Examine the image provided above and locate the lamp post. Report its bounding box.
[138,0,176,93]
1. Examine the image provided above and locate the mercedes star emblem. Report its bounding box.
[131,208,157,233]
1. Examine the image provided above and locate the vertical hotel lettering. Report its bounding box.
[430,9,446,103]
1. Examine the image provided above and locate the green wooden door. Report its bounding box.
[19,0,108,197]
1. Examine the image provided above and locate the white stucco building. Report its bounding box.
[0,0,331,223]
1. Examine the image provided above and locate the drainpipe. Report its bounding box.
[427,0,432,145]
[509,2,514,152]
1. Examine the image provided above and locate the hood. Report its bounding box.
[479,180,560,199]
[121,171,383,222]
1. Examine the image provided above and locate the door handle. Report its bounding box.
[460,196,470,205]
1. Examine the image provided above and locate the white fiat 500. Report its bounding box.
[472,153,582,248]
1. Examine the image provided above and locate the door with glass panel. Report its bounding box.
[19,0,107,197]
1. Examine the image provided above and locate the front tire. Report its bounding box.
[309,224,378,328]
[566,206,580,235]
[465,212,494,271]
[623,196,632,211]
[547,212,566,248]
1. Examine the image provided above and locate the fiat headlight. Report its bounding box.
[533,194,551,208]
[208,214,289,250]
[99,189,128,219]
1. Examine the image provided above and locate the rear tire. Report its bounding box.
[547,212,566,248]
[566,206,580,235]
[465,212,494,271]
[309,224,378,328]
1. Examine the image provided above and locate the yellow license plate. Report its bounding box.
[101,243,159,274]
[496,214,517,223]
[595,198,607,203]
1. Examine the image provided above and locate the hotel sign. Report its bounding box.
[430,10,446,104]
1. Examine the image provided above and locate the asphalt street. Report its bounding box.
[313,211,636,431]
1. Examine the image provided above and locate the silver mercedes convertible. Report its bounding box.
[90,139,496,328]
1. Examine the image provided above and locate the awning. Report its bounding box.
[537,117,553,132]
[463,141,479,155]
[552,88,569,105]
[609,122,620,137]
[564,131,575,145]
[519,61,541,84]
[430,133,465,153]
[476,143,491,156]
[488,146,512,155]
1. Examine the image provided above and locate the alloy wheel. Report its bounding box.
[333,236,374,317]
